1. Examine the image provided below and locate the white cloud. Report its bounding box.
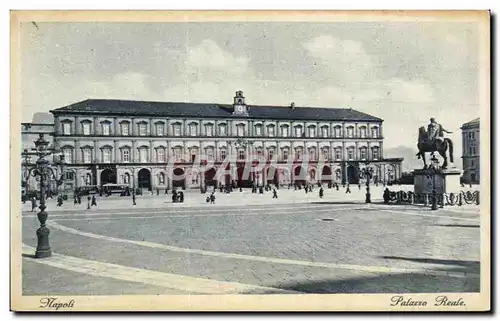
[302,35,374,83]
[187,39,250,76]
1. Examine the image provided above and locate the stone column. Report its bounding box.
[94,140,99,163]
[114,117,119,136]
[149,140,154,163]
[132,140,137,163]
[183,119,187,136]
[114,140,118,163]
[131,120,136,136]
[93,116,99,135]
[75,116,80,135]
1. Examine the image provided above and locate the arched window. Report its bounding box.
[359,126,367,138]
[219,147,227,161]
[205,123,214,136]
[281,147,289,161]
[120,121,130,136]
[333,125,342,138]
[121,147,131,163]
[156,147,166,162]
[308,125,316,138]
[172,122,182,136]
[101,121,111,136]
[236,123,246,137]
[334,147,342,161]
[347,147,355,160]
[372,146,380,160]
[308,147,317,161]
[218,123,227,136]
[359,147,368,160]
[61,120,72,135]
[138,121,148,136]
[267,124,276,137]
[155,122,165,136]
[371,126,379,138]
[294,125,303,138]
[346,126,354,138]
[101,146,112,163]
[322,147,329,161]
[81,120,92,136]
[188,122,199,136]
[190,147,199,162]
[280,125,289,137]
[81,147,92,164]
[254,124,263,136]
[321,126,329,138]
[295,147,303,160]
[139,146,148,163]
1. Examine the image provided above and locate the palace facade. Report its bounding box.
[48,91,403,192]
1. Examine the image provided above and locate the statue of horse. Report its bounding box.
[416,126,454,169]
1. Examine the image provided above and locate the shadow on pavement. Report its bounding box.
[431,224,480,228]
[380,256,480,274]
[243,272,480,294]
[22,253,36,259]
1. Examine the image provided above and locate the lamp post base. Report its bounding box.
[35,226,52,258]
[365,193,371,203]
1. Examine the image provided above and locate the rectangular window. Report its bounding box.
[63,149,72,163]
[322,127,328,137]
[220,149,227,161]
[323,149,329,160]
[122,149,130,163]
[102,123,110,136]
[371,127,378,138]
[348,149,354,160]
[83,149,92,164]
[205,124,214,136]
[335,149,342,160]
[139,148,148,163]
[295,150,302,160]
[173,124,181,136]
[255,126,262,136]
[121,123,129,136]
[173,148,181,161]
[102,149,111,163]
[283,150,289,161]
[156,124,164,136]
[189,124,198,136]
[139,123,147,136]
[347,127,354,138]
[360,148,367,160]
[157,148,165,162]
[372,148,379,160]
[268,126,275,137]
[308,127,316,138]
[237,125,245,137]
[360,128,366,138]
[62,123,71,135]
[83,123,91,136]
[238,150,245,160]
[282,126,289,137]
[219,125,227,136]
[334,127,342,137]
[295,127,302,137]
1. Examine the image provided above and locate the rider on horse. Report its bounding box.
[426,117,453,146]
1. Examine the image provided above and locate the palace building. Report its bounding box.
[47,91,403,192]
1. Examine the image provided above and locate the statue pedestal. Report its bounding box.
[413,168,462,195]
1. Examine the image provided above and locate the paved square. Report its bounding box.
[21,190,480,295]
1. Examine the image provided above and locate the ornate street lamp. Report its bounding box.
[23,134,66,258]
[360,163,374,203]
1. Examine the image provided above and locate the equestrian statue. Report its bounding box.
[416,117,454,169]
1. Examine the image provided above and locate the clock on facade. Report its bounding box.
[236,105,244,112]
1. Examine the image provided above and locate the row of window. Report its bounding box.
[61,120,380,138]
[62,146,380,164]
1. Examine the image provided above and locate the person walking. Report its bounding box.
[319,187,324,199]
[31,197,37,212]
[57,195,63,207]
[132,191,136,206]
[77,194,82,204]
[272,189,278,199]
[87,195,91,209]
[91,195,97,206]
[73,195,78,206]
[345,184,351,194]
[210,192,216,204]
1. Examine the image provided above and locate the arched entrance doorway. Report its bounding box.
[294,166,307,186]
[172,168,186,189]
[237,165,252,188]
[100,168,117,186]
[347,165,359,184]
[321,166,332,183]
[204,168,217,187]
[266,167,279,187]
[138,168,152,190]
